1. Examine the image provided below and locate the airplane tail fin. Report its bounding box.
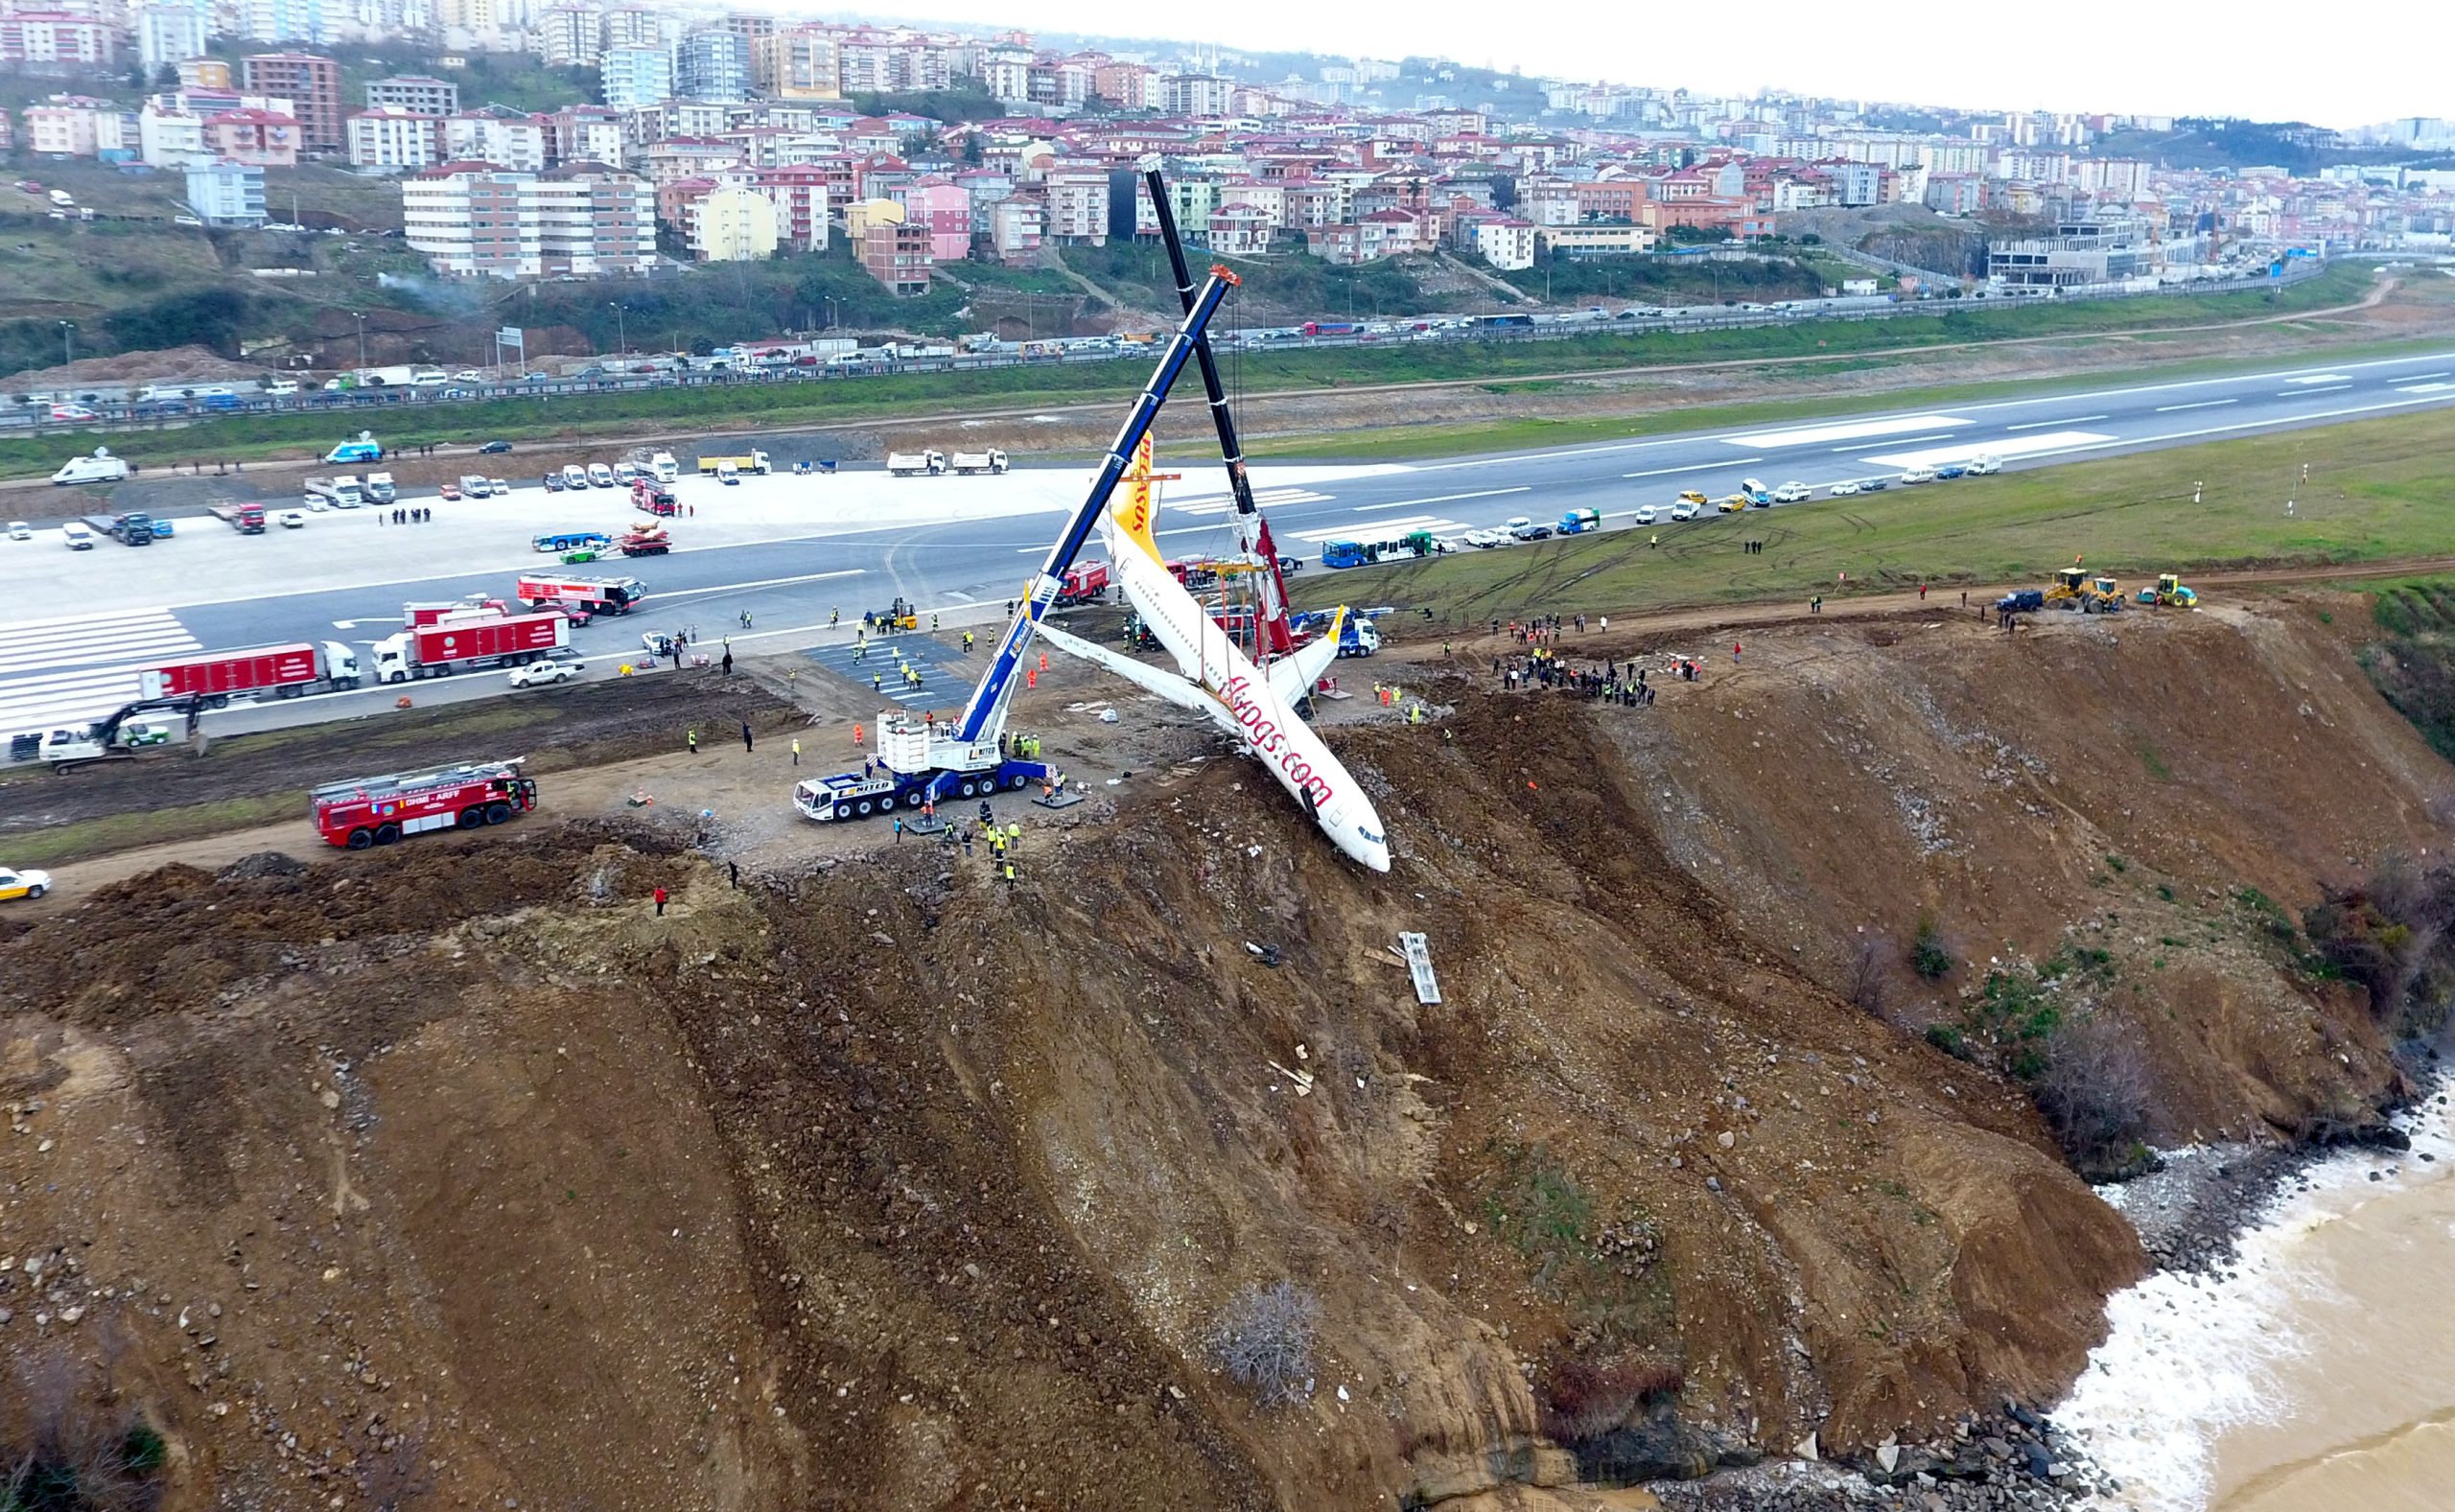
[1104,434,1164,564]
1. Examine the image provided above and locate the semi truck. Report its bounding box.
[696,449,771,476]
[648,451,680,482]
[363,471,397,503]
[304,477,362,509]
[210,502,267,533]
[948,449,1009,475]
[514,573,646,616]
[138,640,362,704]
[81,510,155,546]
[311,757,537,849]
[370,613,567,683]
[405,596,509,627]
[887,450,947,476]
[50,448,129,485]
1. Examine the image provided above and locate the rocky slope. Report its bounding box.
[0,596,2443,1510]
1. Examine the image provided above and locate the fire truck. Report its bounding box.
[311,758,537,849]
[1052,560,1109,606]
[515,573,646,616]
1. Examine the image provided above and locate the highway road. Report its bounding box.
[4,344,2452,747]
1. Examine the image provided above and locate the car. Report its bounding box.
[1717,494,1748,513]
[1461,527,1506,548]
[1632,504,1658,524]
[276,508,306,528]
[173,213,201,227]
[538,603,593,626]
[455,370,485,383]
[0,866,53,901]
[437,481,461,501]
[458,475,491,498]
[152,519,175,538]
[479,439,512,454]
[1859,477,1890,492]
[1771,482,1813,503]
[507,657,585,688]
[543,472,565,491]
[1828,480,1859,497]
[488,477,507,495]
[1677,490,1710,511]
[1508,520,1552,542]
[1933,463,1967,481]
[7,521,30,541]
[1669,499,1700,522]
[1900,465,1937,484]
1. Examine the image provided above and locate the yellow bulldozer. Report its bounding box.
[2043,561,2126,614]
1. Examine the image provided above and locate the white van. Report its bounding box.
[1966,454,2001,476]
[61,522,94,548]
[1900,464,1938,484]
[561,464,589,489]
[587,463,615,488]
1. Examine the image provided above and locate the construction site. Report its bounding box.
[7,168,2455,1510]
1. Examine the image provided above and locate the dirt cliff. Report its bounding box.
[0,597,2442,1509]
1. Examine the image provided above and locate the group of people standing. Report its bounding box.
[1494,647,1660,707]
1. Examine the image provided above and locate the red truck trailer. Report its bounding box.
[515,573,646,616]
[311,757,536,849]
[403,595,510,628]
[209,502,267,533]
[136,640,362,705]
[370,612,566,683]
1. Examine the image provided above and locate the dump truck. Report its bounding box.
[696,449,771,476]
[887,451,948,477]
[948,449,1008,475]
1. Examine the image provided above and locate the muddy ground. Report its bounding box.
[0,595,2447,1510]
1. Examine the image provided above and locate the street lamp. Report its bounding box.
[58,320,74,367]
[351,310,366,369]
[607,301,627,356]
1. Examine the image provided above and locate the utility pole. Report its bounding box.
[608,301,626,356]
[351,310,366,369]
[58,320,74,366]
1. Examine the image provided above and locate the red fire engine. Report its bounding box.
[311,758,537,849]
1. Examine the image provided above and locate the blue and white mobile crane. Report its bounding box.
[793,259,1244,823]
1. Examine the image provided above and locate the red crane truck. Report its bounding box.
[311,757,536,849]
[137,640,363,706]
[369,613,566,683]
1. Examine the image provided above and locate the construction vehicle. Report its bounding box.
[949,449,1009,475]
[866,595,919,632]
[695,449,771,476]
[2045,565,2092,609]
[304,477,362,509]
[796,251,1243,825]
[2136,572,2199,609]
[38,697,201,771]
[2086,573,2126,613]
[887,450,947,476]
[311,757,537,849]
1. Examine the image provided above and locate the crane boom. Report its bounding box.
[951,261,1241,742]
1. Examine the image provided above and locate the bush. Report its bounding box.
[2032,1012,2155,1175]
[1209,1282,1320,1407]
[1843,937,1890,1015]
[1910,913,1952,981]
[1924,1023,1970,1060]
[1535,1354,1686,1445]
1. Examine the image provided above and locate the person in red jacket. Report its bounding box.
[653,885,667,917]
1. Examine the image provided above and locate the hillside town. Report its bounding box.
[6,1,2455,297]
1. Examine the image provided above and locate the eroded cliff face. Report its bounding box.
[5,597,2437,1510]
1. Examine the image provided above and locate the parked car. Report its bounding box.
[0,866,53,902]
[276,508,306,527]
[7,521,30,541]
[1508,518,1552,542]
[1900,465,1938,484]
[151,518,175,538]
[1461,527,1507,548]
[1933,463,1967,480]
[1859,477,1890,492]
[1771,481,1813,502]
[479,439,512,454]
[543,472,565,491]
[507,656,585,688]
[1632,504,1659,524]
[1828,480,1860,497]
[1669,499,1701,521]
[437,480,461,501]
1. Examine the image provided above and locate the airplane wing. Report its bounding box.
[1034,617,1227,723]
[1266,606,1342,707]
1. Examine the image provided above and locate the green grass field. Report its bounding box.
[1287,403,2455,625]
[0,263,2384,479]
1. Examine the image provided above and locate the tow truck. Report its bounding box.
[796,255,1243,824]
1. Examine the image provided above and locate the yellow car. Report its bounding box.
[1717,494,1748,513]
[0,866,53,901]
[1677,490,1709,509]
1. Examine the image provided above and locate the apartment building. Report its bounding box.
[137,98,206,164]
[858,215,932,294]
[403,160,656,277]
[134,6,209,72]
[364,74,456,114]
[346,105,438,169]
[1468,216,1537,270]
[835,30,951,93]
[24,95,120,155]
[1043,169,1109,244]
[535,4,597,65]
[689,184,778,261]
[1159,73,1233,117]
[752,28,839,100]
[0,12,117,65]
[235,0,325,45]
[204,105,299,165]
[675,29,752,104]
[186,158,266,224]
[240,52,339,150]
[444,107,546,171]
[1533,221,1658,257]
[893,173,970,260]
[599,45,671,110]
[987,195,1041,263]
[543,104,624,167]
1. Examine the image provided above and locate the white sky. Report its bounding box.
[784,0,2454,131]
